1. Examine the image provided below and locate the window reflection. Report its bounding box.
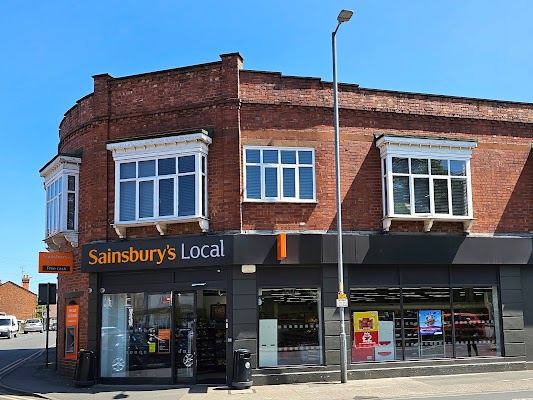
[100,292,172,378]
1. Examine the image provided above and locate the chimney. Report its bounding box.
[22,275,29,290]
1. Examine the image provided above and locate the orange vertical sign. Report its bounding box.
[65,304,79,360]
[277,233,287,260]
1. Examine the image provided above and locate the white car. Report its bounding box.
[23,319,44,333]
[0,315,18,339]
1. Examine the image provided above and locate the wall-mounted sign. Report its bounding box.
[65,304,79,360]
[81,235,234,272]
[419,310,443,335]
[353,311,379,348]
[39,252,73,274]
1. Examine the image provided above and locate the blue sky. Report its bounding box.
[1,0,532,294]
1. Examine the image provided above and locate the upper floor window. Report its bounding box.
[376,135,477,232]
[40,155,81,246]
[107,131,211,237]
[244,147,316,202]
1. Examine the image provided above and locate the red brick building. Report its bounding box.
[0,276,37,321]
[41,53,532,385]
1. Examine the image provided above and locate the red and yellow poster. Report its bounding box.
[353,311,379,348]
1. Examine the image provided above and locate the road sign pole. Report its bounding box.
[45,283,50,368]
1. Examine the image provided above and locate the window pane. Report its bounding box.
[350,288,401,363]
[259,288,322,367]
[450,160,466,176]
[68,175,76,191]
[298,150,313,165]
[402,288,451,360]
[58,194,62,228]
[411,159,429,175]
[202,173,207,217]
[431,160,448,175]
[264,167,278,197]
[120,162,136,179]
[120,181,136,221]
[263,150,278,164]
[158,158,176,176]
[178,155,195,174]
[282,168,296,197]
[246,149,260,163]
[139,181,154,218]
[100,292,172,378]
[159,178,174,216]
[299,167,314,200]
[281,150,296,164]
[451,178,468,216]
[433,179,449,214]
[414,178,430,213]
[139,160,156,178]
[246,166,261,199]
[178,175,195,216]
[392,157,409,174]
[451,287,501,357]
[67,193,75,230]
[393,176,410,214]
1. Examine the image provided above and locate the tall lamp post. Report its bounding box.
[332,8,353,384]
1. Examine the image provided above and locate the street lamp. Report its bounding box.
[332,8,353,384]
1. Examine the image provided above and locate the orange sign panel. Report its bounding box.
[39,252,73,274]
[277,233,287,260]
[65,304,79,360]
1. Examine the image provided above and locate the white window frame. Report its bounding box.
[243,146,316,202]
[107,131,211,238]
[376,135,477,233]
[40,155,81,248]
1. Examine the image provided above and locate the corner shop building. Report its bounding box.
[41,53,533,385]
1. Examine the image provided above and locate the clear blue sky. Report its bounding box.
[1,0,532,294]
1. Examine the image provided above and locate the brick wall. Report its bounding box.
[0,282,37,321]
[238,71,533,235]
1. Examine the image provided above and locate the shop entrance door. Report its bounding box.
[173,289,228,384]
[174,292,196,384]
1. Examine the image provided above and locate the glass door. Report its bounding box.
[174,292,196,383]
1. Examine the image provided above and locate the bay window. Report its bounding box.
[40,154,81,249]
[107,131,211,238]
[376,135,476,232]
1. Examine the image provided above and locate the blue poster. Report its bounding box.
[419,310,442,335]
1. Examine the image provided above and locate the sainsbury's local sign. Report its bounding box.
[81,236,234,272]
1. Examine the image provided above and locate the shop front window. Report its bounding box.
[258,288,323,367]
[100,292,172,378]
[350,288,401,362]
[402,288,451,360]
[450,287,501,357]
[350,286,501,363]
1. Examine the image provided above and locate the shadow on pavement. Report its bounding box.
[0,348,219,400]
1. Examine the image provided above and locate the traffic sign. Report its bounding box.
[336,298,348,308]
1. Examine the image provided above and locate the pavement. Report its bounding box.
[3,350,533,400]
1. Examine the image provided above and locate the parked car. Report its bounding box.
[0,315,18,339]
[23,318,44,334]
[50,321,57,331]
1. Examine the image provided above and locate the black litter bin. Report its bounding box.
[232,349,252,389]
[74,350,95,387]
